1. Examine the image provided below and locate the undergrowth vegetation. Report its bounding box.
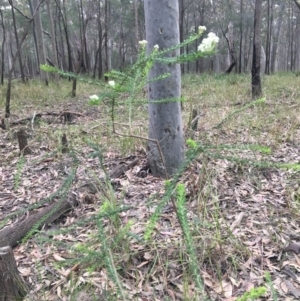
[1,72,300,300]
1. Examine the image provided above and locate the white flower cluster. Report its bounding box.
[108,80,115,87]
[198,26,206,35]
[153,44,159,50]
[139,40,147,47]
[89,94,99,101]
[198,32,219,53]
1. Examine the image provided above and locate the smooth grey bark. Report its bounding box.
[134,0,139,51]
[46,0,59,82]
[5,0,45,118]
[265,0,272,74]
[32,0,48,85]
[251,0,262,99]
[260,45,266,76]
[104,0,109,81]
[225,21,236,74]
[9,0,26,83]
[144,0,184,178]
[238,0,243,73]
[0,9,5,85]
[270,1,285,73]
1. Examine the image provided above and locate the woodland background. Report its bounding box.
[1,0,300,83]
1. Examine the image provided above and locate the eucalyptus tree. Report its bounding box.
[252,0,263,99]
[9,0,26,83]
[144,0,184,177]
[4,0,45,120]
[0,9,5,85]
[31,0,48,85]
[46,0,59,82]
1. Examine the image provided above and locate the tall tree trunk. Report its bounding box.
[55,0,73,75]
[145,0,184,177]
[296,8,300,70]
[270,1,285,73]
[32,0,48,85]
[134,0,139,52]
[46,0,59,82]
[5,0,45,119]
[28,0,39,77]
[179,0,185,74]
[97,0,103,79]
[104,0,109,81]
[252,0,263,99]
[225,21,236,74]
[265,0,272,74]
[57,5,66,70]
[195,1,206,73]
[238,0,243,73]
[79,0,90,74]
[0,9,5,85]
[118,4,125,70]
[290,2,295,71]
[9,0,26,83]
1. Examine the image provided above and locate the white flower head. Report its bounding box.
[139,40,148,47]
[153,44,159,50]
[198,26,207,35]
[89,94,100,101]
[197,32,219,53]
[108,80,115,87]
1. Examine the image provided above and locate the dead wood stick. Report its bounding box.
[0,192,77,248]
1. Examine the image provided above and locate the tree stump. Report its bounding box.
[17,128,31,155]
[191,108,198,131]
[0,246,28,301]
[61,133,69,153]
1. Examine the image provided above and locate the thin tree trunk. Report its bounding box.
[238,0,243,73]
[0,9,5,85]
[270,1,285,73]
[225,21,236,74]
[265,0,271,74]
[104,0,109,81]
[79,0,90,73]
[134,0,139,52]
[28,0,39,77]
[9,0,26,83]
[252,0,263,99]
[32,0,48,85]
[55,0,73,75]
[179,0,185,74]
[46,0,59,82]
[95,0,103,79]
[57,5,66,70]
[5,0,45,119]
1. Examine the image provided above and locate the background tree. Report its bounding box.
[46,0,59,82]
[252,0,263,99]
[32,0,48,85]
[144,0,184,177]
[0,9,5,85]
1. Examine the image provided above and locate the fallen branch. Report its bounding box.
[0,192,77,248]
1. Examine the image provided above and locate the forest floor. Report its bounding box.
[1,73,300,301]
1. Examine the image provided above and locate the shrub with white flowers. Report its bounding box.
[139,40,147,48]
[108,80,115,87]
[89,94,100,101]
[198,31,220,53]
